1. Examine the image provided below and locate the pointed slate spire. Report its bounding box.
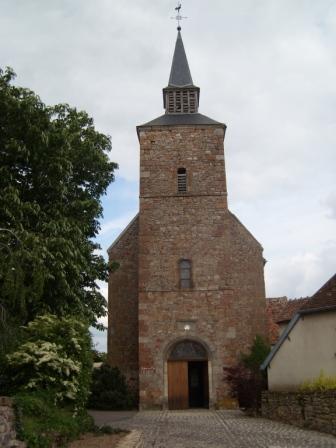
[168,31,194,87]
[163,31,200,114]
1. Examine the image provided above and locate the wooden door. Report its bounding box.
[168,361,188,410]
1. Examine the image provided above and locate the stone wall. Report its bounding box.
[0,397,26,448]
[108,215,139,395]
[138,124,267,409]
[262,391,336,436]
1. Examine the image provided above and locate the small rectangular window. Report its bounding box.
[177,168,187,193]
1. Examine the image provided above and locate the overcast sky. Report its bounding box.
[1,0,335,351]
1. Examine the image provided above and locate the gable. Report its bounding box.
[107,214,139,255]
[228,211,263,251]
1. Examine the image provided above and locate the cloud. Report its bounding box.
[1,0,335,350]
[266,240,336,298]
[99,213,136,237]
[324,194,336,220]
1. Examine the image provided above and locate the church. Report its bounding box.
[107,27,267,410]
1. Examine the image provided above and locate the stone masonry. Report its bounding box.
[0,397,26,448]
[262,390,336,437]
[108,216,139,395]
[137,125,266,408]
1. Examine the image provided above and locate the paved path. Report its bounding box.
[90,409,336,448]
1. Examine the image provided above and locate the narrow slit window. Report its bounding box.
[180,259,191,289]
[177,168,187,193]
[175,91,182,112]
[168,92,175,113]
[182,90,189,113]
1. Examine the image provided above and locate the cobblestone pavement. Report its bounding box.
[90,409,336,448]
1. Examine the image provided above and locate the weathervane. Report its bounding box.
[171,1,187,31]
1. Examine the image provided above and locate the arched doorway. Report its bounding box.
[167,340,209,410]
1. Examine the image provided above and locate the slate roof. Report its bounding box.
[168,31,194,87]
[138,113,225,128]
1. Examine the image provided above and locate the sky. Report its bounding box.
[1,0,335,351]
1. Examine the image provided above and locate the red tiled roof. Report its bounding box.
[267,297,288,321]
[266,297,287,344]
[276,297,310,323]
[301,274,336,312]
[266,274,336,344]
[266,297,310,344]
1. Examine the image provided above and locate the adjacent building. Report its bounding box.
[262,274,336,391]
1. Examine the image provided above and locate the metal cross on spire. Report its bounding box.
[171,1,187,31]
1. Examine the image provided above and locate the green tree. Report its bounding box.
[0,67,117,327]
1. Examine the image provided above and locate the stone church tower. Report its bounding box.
[108,30,267,410]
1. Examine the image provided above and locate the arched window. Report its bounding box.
[177,168,187,193]
[180,259,192,289]
[169,340,207,361]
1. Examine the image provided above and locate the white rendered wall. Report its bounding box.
[268,311,336,391]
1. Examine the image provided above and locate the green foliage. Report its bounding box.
[224,335,270,412]
[88,363,135,410]
[92,349,107,363]
[300,370,336,392]
[7,314,93,408]
[0,67,117,327]
[241,334,271,373]
[0,316,23,395]
[14,391,95,448]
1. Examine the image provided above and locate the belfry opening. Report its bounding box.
[167,340,209,410]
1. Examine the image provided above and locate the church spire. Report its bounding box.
[163,30,200,114]
[168,30,193,87]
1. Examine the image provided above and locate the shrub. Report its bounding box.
[300,370,336,392]
[14,391,95,448]
[224,335,270,412]
[241,335,270,373]
[88,363,135,410]
[92,349,107,363]
[0,316,23,395]
[7,314,93,408]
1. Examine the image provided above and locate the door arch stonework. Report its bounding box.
[163,337,214,409]
[169,340,208,361]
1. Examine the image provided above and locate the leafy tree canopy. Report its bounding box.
[0,67,117,327]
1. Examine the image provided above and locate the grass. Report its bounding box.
[300,370,336,392]
[14,391,95,448]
